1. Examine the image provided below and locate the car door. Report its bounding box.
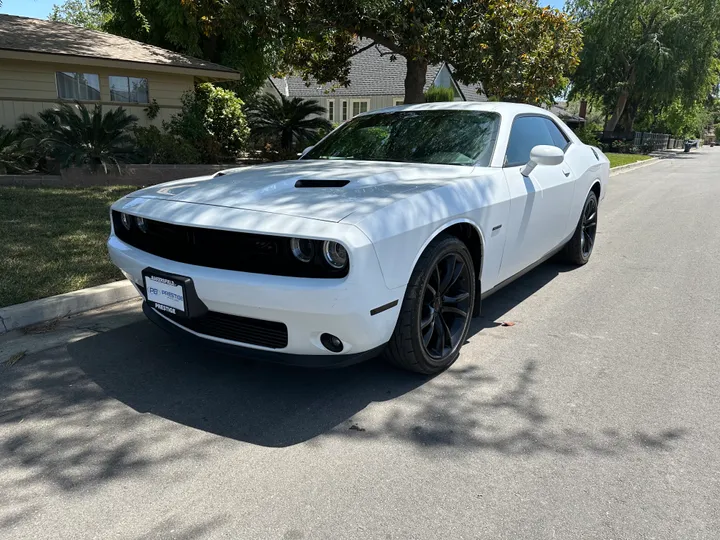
[498,115,577,282]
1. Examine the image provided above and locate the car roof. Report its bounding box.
[368,101,549,117]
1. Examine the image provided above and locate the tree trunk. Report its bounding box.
[605,67,636,133]
[579,100,587,119]
[605,89,629,133]
[404,58,428,104]
[281,129,293,152]
[624,102,637,132]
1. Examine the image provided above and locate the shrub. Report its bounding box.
[144,99,161,121]
[132,125,200,164]
[168,83,249,163]
[610,139,637,154]
[573,125,599,146]
[245,94,332,153]
[638,142,655,154]
[715,124,720,140]
[22,102,137,173]
[424,86,455,102]
[0,127,35,174]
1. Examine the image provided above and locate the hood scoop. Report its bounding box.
[295,179,350,188]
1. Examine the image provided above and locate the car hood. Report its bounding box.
[127,160,476,223]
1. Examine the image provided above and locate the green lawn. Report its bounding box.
[0,185,137,307]
[606,153,652,168]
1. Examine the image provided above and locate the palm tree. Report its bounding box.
[27,102,138,173]
[246,94,333,152]
[0,127,33,174]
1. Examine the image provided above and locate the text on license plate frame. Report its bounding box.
[144,274,187,317]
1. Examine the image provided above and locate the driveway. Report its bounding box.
[2,149,719,539]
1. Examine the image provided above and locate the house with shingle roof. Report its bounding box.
[266,43,587,130]
[0,14,241,128]
[267,41,486,122]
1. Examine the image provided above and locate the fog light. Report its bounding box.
[320,333,344,353]
[120,212,132,230]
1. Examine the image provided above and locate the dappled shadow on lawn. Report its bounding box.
[0,185,133,307]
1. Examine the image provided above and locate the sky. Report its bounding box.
[0,0,57,19]
[1,0,566,20]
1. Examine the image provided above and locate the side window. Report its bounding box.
[56,72,100,101]
[544,118,569,150]
[504,116,555,167]
[109,76,149,103]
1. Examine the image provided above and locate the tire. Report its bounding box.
[563,190,599,265]
[384,235,475,375]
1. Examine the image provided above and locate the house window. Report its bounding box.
[341,100,348,121]
[55,72,101,101]
[393,98,404,106]
[351,99,370,117]
[328,100,335,122]
[109,76,149,103]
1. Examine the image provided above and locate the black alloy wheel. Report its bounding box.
[580,194,598,259]
[385,235,476,374]
[420,252,472,359]
[564,190,599,265]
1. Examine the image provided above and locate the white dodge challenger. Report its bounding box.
[108,102,609,374]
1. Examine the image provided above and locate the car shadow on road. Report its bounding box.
[65,260,684,452]
[469,259,573,333]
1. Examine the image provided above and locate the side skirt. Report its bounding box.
[480,242,568,302]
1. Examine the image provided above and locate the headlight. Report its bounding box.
[290,237,315,263]
[120,212,132,230]
[322,241,348,269]
[136,216,148,233]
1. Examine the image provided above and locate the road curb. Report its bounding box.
[610,157,660,176]
[0,280,139,335]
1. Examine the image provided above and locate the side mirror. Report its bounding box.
[521,145,564,176]
[299,145,314,158]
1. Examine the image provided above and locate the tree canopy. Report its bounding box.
[97,0,582,104]
[49,0,107,30]
[283,0,582,104]
[570,0,720,132]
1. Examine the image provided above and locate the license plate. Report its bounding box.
[145,274,187,317]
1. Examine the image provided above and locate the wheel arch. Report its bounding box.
[409,219,486,282]
[403,219,485,318]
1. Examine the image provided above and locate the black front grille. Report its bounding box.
[162,309,288,349]
[112,211,348,278]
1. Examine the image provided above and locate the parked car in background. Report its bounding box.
[108,102,609,374]
[684,139,700,152]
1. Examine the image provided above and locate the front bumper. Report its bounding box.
[108,234,403,362]
[142,302,386,367]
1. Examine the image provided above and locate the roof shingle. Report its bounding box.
[450,69,487,102]
[0,14,238,75]
[271,40,483,99]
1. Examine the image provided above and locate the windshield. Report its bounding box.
[304,110,500,166]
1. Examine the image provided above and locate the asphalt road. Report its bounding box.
[2,150,719,540]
